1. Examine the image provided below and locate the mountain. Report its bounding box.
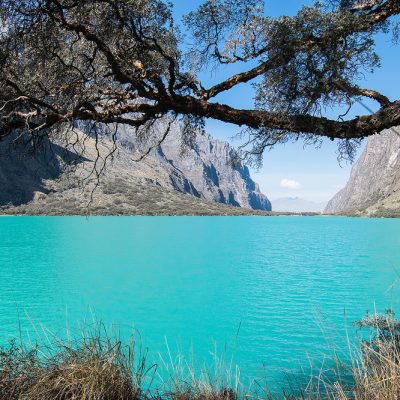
[325,127,400,216]
[106,118,271,211]
[272,197,326,213]
[0,120,271,215]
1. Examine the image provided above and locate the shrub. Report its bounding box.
[0,326,141,400]
[347,310,400,400]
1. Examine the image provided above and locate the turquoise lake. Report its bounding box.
[1,216,400,388]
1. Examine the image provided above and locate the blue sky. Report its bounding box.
[172,1,400,202]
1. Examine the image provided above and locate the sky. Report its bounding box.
[171,1,400,202]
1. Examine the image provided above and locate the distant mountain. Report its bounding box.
[272,197,326,213]
[325,127,400,216]
[0,119,271,215]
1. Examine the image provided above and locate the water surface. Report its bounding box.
[0,216,399,387]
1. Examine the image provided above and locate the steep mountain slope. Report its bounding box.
[0,134,81,207]
[97,119,271,210]
[325,127,400,216]
[0,121,271,215]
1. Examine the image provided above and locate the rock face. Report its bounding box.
[0,135,81,207]
[0,120,271,214]
[325,127,400,215]
[143,121,271,210]
[82,119,271,211]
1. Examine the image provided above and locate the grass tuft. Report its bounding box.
[2,312,400,399]
[0,324,141,400]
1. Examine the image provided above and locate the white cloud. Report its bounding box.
[280,178,302,190]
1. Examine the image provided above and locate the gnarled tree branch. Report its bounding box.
[0,0,399,161]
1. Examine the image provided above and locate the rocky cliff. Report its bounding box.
[0,120,271,215]
[325,127,400,216]
[107,119,271,210]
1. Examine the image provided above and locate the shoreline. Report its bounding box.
[0,212,398,218]
[0,212,327,217]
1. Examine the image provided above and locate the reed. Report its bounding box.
[1,311,400,400]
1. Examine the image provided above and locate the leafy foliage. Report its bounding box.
[0,0,399,164]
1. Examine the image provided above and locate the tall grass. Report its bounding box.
[0,323,142,399]
[1,312,400,399]
[339,310,400,400]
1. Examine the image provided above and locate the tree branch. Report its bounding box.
[334,80,391,107]
[166,95,400,139]
[205,51,294,99]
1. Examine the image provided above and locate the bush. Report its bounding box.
[0,326,140,400]
[348,310,400,400]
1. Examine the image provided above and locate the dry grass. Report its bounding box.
[336,311,400,400]
[1,312,400,400]
[158,340,241,400]
[0,325,142,400]
[292,310,400,400]
[347,340,400,400]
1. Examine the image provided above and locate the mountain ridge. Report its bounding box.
[0,121,272,215]
[325,127,400,216]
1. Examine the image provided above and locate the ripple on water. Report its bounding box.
[0,216,399,389]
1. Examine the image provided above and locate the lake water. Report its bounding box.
[0,216,400,389]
